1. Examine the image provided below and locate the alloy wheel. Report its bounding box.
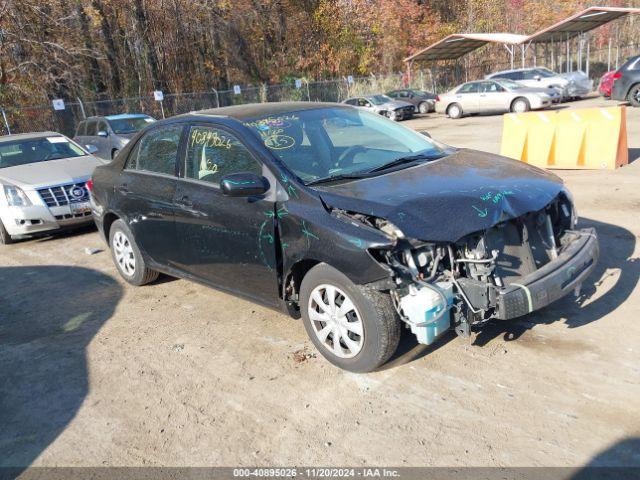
[308,284,364,359]
[112,230,136,277]
[513,100,527,113]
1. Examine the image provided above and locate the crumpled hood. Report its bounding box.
[378,100,411,110]
[0,155,105,189]
[559,70,592,87]
[315,149,565,242]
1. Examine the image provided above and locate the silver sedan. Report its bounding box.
[435,79,554,119]
[0,132,106,244]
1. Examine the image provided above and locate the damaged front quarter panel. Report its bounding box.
[273,190,398,316]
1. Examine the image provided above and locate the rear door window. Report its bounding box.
[75,122,86,136]
[97,120,109,135]
[125,124,183,176]
[85,120,98,136]
[458,83,479,94]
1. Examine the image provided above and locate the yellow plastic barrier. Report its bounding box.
[500,106,628,170]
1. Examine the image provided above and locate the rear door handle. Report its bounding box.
[116,184,129,195]
[177,195,193,207]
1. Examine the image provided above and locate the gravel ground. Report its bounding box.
[1,96,639,469]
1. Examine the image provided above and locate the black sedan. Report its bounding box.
[386,89,436,113]
[611,54,640,107]
[89,102,599,372]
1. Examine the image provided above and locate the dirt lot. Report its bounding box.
[1,96,639,469]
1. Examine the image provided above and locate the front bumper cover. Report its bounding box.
[495,228,599,320]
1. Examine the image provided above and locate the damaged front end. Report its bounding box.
[337,193,599,345]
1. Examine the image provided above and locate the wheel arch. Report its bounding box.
[626,81,640,98]
[102,211,120,242]
[510,96,530,111]
[446,102,461,116]
[282,258,322,318]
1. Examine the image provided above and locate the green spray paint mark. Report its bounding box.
[301,221,319,241]
[287,184,298,199]
[348,238,364,248]
[276,205,289,218]
[472,205,488,217]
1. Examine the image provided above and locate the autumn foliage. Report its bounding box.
[0,0,638,109]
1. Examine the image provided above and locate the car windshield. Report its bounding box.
[368,95,392,105]
[496,79,523,90]
[534,68,555,78]
[0,136,86,168]
[107,116,155,134]
[242,107,449,184]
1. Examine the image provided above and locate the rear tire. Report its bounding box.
[109,219,159,286]
[418,102,429,114]
[511,97,530,113]
[447,103,462,119]
[300,263,401,373]
[0,220,15,245]
[628,84,640,107]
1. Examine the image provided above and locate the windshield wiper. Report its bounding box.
[367,153,445,173]
[305,173,371,186]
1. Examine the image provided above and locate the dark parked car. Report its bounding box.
[611,54,640,107]
[89,102,599,372]
[386,89,436,113]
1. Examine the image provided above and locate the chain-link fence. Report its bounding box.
[0,74,413,137]
[2,43,638,138]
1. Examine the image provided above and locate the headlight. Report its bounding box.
[3,185,32,207]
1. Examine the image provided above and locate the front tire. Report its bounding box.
[300,263,401,372]
[511,97,530,113]
[447,103,462,119]
[628,84,640,107]
[111,149,119,160]
[109,219,158,286]
[0,219,15,245]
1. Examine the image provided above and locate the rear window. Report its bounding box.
[0,136,85,168]
[108,116,155,134]
[624,56,640,71]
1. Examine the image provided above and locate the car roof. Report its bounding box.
[491,67,539,75]
[104,113,152,120]
[0,132,65,143]
[193,101,350,120]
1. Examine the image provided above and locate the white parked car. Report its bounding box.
[435,79,554,119]
[0,132,106,244]
[486,67,593,100]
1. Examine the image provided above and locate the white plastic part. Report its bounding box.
[399,282,454,345]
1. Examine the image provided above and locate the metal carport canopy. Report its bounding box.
[404,33,528,63]
[526,6,640,43]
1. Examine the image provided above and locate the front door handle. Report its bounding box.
[176,195,193,207]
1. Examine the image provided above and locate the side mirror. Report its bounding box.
[97,130,108,137]
[220,173,269,197]
[85,144,99,154]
